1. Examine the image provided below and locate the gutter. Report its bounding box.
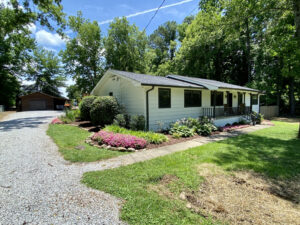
[146,85,155,131]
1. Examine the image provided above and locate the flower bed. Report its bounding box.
[91,130,147,150]
[104,125,168,144]
[220,124,251,132]
[51,118,63,124]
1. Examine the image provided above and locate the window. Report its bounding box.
[211,91,224,106]
[184,90,201,107]
[158,88,171,108]
[251,94,258,105]
[109,92,113,96]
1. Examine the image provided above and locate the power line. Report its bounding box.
[143,0,166,32]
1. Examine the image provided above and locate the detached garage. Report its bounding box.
[19,92,67,111]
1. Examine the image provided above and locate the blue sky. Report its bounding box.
[26,0,199,96]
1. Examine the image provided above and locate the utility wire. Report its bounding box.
[143,0,166,32]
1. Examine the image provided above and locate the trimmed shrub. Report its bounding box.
[130,115,146,131]
[90,96,120,125]
[104,125,168,144]
[79,96,97,121]
[113,114,127,127]
[92,130,147,149]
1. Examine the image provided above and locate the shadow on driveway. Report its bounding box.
[0,116,53,132]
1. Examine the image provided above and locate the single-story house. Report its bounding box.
[19,92,67,111]
[91,70,261,130]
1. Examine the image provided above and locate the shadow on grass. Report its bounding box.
[211,132,300,203]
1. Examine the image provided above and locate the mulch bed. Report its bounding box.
[71,119,221,150]
[71,119,260,150]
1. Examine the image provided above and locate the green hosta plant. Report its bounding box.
[169,122,195,137]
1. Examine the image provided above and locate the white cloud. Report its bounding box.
[27,23,36,33]
[99,0,194,25]
[35,30,65,47]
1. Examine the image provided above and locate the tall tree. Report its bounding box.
[0,0,65,107]
[148,21,178,75]
[61,11,105,93]
[105,17,147,72]
[26,47,65,96]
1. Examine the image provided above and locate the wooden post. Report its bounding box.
[250,93,253,112]
[213,91,216,118]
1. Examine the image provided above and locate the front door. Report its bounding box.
[227,93,233,107]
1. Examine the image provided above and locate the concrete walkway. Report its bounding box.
[79,124,272,173]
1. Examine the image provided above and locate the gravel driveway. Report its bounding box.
[0,111,123,225]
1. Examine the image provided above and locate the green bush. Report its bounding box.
[169,122,195,137]
[113,114,127,127]
[58,109,80,124]
[171,117,217,136]
[130,115,145,131]
[104,125,168,144]
[251,111,264,124]
[79,96,97,121]
[90,96,120,125]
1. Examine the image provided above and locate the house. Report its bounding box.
[19,92,67,111]
[91,70,261,130]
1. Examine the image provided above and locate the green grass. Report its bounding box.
[47,124,129,162]
[82,121,300,224]
[104,125,168,144]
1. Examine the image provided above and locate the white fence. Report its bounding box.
[260,105,279,118]
[0,105,4,112]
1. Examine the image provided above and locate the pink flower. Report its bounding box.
[91,130,147,149]
[51,118,63,124]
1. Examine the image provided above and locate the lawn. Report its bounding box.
[47,124,129,162]
[82,121,300,224]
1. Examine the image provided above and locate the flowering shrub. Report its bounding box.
[92,130,147,149]
[51,118,63,124]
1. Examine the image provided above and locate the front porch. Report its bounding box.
[201,106,251,118]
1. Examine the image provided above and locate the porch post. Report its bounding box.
[213,91,216,118]
[250,93,253,112]
[243,92,245,104]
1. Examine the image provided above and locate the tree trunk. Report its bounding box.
[294,0,300,40]
[245,18,251,83]
[289,78,296,115]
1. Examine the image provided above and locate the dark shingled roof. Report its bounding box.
[108,70,260,92]
[110,70,204,88]
[167,75,259,92]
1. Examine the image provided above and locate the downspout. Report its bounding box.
[146,86,155,131]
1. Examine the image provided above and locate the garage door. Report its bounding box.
[28,99,46,110]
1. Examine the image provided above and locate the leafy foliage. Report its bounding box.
[104,125,168,144]
[25,47,65,96]
[105,17,147,72]
[90,96,120,125]
[61,11,105,93]
[129,115,146,131]
[79,95,97,121]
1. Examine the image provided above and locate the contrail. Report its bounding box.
[99,0,194,25]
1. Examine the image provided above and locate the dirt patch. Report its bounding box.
[0,111,16,121]
[189,164,300,224]
[150,164,300,224]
